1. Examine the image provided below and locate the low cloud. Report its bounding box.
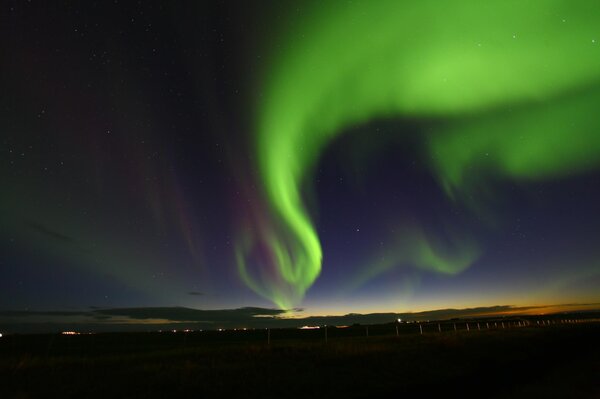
[93,306,286,322]
[1,303,598,334]
[0,310,89,317]
[26,221,74,243]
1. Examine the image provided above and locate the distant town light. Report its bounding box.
[299,325,320,330]
[61,331,79,335]
[397,318,402,323]
[0,333,3,338]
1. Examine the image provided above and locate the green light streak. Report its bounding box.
[242,0,600,308]
[430,87,600,196]
[235,228,302,310]
[344,226,480,295]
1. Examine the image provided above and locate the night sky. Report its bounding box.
[2,1,600,330]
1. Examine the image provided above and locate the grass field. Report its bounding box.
[1,321,599,398]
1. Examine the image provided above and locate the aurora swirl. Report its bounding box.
[237,0,600,308]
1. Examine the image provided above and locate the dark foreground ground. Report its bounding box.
[1,321,599,398]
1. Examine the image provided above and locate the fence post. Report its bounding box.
[267,328,270,345]
[438,323,441,333]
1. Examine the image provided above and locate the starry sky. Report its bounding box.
[2,1,600,327]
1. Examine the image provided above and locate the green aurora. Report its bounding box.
[238,0,600,309]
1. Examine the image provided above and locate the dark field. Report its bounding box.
[1,320,599,398]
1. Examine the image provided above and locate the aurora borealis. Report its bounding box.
[1,1,600,329]
[240,0,600,309]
